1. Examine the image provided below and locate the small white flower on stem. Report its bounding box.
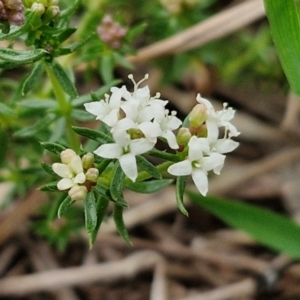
[167,136,225,196]
[84,86,127,127]
[196,94,240,142]
[156,110,182,149]
[94,132,154,182]
[52,155,86,190]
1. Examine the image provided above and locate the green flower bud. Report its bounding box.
[189,104,207,128]
[176,127,191,146]
[81,153,94,169]
[85,168,99,183]
[68,185,87,201]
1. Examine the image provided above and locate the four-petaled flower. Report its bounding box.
[94,132,154,182]
[168,136,225,196]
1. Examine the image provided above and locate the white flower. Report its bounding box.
[52,155,86,190]
[156,110,182,149]
[94,132,154,182]
[196,94,240,142]
[167,136,225,196]
[84,86,127,127]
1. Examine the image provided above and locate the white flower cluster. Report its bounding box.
[84,74,239,196]
[167,95,239,196]
[52,149,99,201]
[84,74,182,182]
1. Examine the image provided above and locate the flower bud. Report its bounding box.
[176,127,191,146]
[68,185,87,201]
[60,149,76,164]
[31,3,45,15]
[81,153,94,169]
[189,104,207,128]
[196,124,207,138]
[47,5,60,17]
[85,168,99,183]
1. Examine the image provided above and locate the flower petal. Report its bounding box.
[119,153,137,182]
[74,172,86,184]
[130,138,155,155]
[192,169,208,196]
[69,155,83,174]
[202,153,225,174]
[161,130,179,149]
[214,139,239,154]
[52,163,72,178]
[167,160,192,176]
[94,143,122,159]
[57,178,74,190]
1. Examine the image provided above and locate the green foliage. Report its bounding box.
[188,192,300,260]
[264,0,300,96]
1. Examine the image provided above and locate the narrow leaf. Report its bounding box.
[41,162,57,177]
[72,126,113,143]
[57,195,74,218]
[84,192,97,232]
[71,109,95,122]
[176,176,188,216]
[125,179,173,194]
[14,114,56,137]
[22,62,44,95]
[39,181,59,192]
[110,161,125,201]
[18,99,56,110]
[99,54,114,84]
[94,184,128,208]
[113,204,131,244]
[50,60,78,99]
[0,102,15,117]
[188,192,300,260]
[40,142,67,156]
[136,155,162,179]
[264,0,300,96]
[0,47,47,64]
[89,194,110,247]
[148,148,179,162]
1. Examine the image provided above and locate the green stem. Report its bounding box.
[45,63,80,151]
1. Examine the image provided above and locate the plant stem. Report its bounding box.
[45,63,80,151]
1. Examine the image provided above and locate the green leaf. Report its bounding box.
[40,142,67,156]
[57,0,81,20]
[72,126,113,144]
[56,28,77,44]
[57,195,74,218]
[0,25,25,41]
[50,60,78,99]
[110,161,125,201]
[99,54,114,84]
[39,181,59,192]
[94,184,128,208]
[148,148,179,162]
[264,0,300,96]
[14,114,56,137]
[126,22,147,42]
[0,102,15,117]
[125,179,173,194]
[22,62,45,95]
[136,155,162,179]
[55,34,94,57]
[176,176,188,216]
[188,192,300,260]
[89,194,110,247]
[113,204,131,244]
[18,99,56,110]
[0,47,47,64]
[71,109,95,122]
[41,162,57,177]
[84,192,97,232]
[0,129,7,166]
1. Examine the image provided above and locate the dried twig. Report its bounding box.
[127,0,265,64]
[0,250,164,296]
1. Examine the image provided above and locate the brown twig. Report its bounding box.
[127,0,265,64]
